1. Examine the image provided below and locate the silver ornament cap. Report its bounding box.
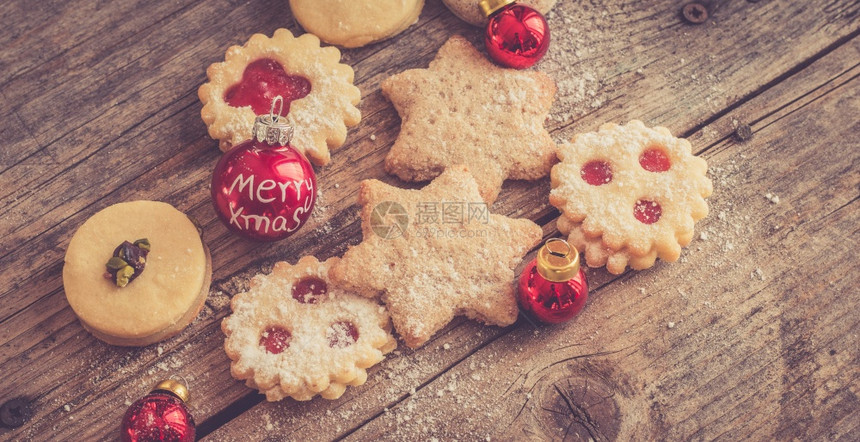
[253,96,294,146]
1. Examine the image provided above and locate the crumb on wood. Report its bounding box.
[764,192,780,204]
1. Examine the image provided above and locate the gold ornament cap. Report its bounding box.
[153,379,190,403]
[480,0,516,17]
[253,96,294,146]
[536,238,581,282]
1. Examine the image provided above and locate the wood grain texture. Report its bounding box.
[0,0,858,440]
[208,36,860,442]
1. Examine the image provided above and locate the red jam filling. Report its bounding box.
[581,160,613,186]
[639,147,671,172]
[292,277,328,304]
[327,321,359,348]
[260,326,292,354]
[225,58,311,115]
[634,199,662,224]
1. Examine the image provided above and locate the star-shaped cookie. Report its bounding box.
[329,165,542,348]
[381,36,557,204]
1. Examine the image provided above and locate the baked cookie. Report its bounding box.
[381,35,557,204]
[63,201,211,346]
[329,165,542,348]
[222,256,396,401]
[442,0,557,27]
[198,29,361,165]
[550,121,712,274]
[289,0,425,48]
[556,216,657,275]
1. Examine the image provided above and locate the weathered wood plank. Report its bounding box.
[204,10,860,442]
[333,45,860,441]
[0,0,858,440]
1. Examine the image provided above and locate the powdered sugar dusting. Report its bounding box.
[222,256,396,401]
[200,30,360,164]
[551,121,712,273]
[539,7,617,124]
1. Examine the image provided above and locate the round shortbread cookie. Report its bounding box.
[222,256,396,401]
[289,0,425,48]
[550,121,712,271]
[63,201,211,347]
[442,0,557,27]
[198,29,361,165]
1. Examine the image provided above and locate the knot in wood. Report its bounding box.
[537,375,621,441]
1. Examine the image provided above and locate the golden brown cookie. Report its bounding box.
[550,121,712,273]
[556,216,657,275]
[442,0,557,27]
[289,0,425,48]
[198,29,361,165]
[381,35,557,204]
[329,165,542,348]
[222,256,396,401]
[63,201,211,347]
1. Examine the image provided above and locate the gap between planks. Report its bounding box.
[202,32,860,442]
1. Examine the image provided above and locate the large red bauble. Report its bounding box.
[211,137,316,241]
[121,391,195,442]
[518,258,588,324]
[485,3,550,69]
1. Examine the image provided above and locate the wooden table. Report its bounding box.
[2,0,858,440]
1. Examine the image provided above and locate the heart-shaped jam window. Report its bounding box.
[581,160,613,186]
[327,321,359,348]
[292,277,327,304]
[260,326,292,354]
[639,147,671,172]
[634,199,662,224]
[225,58,311,115]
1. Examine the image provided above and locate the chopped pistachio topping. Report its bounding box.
[133,238,151,251]
[105,238,150,287]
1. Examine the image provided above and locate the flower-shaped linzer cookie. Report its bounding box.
[199,29,361,165]
[550,121,712,273]
[556,215,658,275]
[222,256,396,401]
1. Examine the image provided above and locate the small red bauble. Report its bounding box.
[121,380,195,442]
[482,0,550,69]
[211,97,316,241]
[518,238,588,324]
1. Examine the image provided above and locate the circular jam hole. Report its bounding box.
[580,160,613,186]
[639,147,671,172]
[224,58,311,115]
[634,199,662,224]
[292,277,328,304]
[260,326,291,354]
[327,321,359,349]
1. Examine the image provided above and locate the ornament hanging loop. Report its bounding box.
[253,96,293,146]
[269,95,285,122]
[536,238,580,282]
[545,237,571,258]
[480,0,516,17]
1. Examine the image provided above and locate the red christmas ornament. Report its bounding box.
[518,238,588,324]
[121,380,195,442]
[481,0,550,69]
[211,96,316,241]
